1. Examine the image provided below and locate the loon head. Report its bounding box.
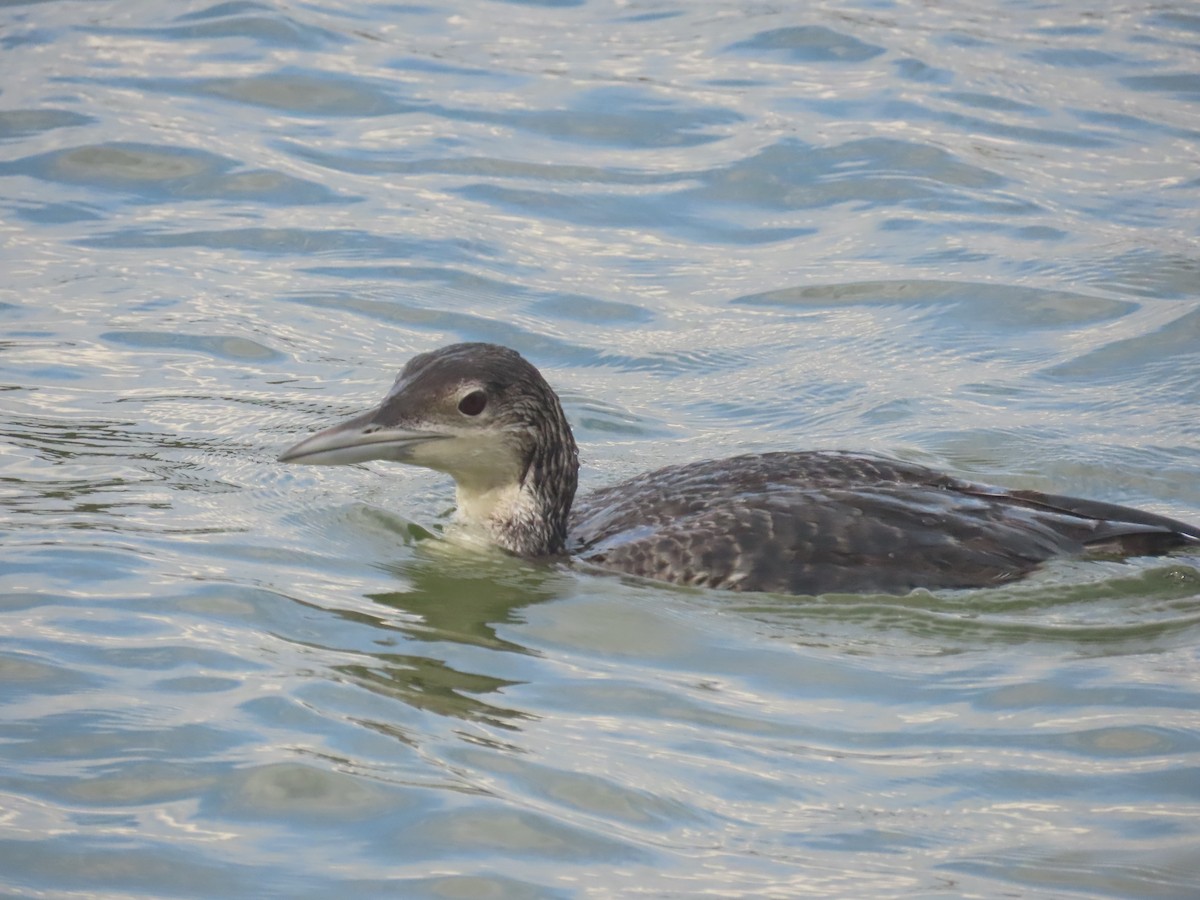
[278,342,580,556]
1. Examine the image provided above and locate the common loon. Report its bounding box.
[278,342,1199,595]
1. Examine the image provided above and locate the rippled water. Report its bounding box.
[3,1,1200,897]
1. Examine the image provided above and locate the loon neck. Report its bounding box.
[454,425,579,558]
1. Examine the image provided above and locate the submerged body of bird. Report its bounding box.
[279,343,1199,595]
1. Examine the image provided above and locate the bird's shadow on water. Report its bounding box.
[302,508,1200,735]
[367,536,578,654]
[312,533,578,733]
[724,558,1200,654]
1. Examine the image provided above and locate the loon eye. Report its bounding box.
[458,390,488,416]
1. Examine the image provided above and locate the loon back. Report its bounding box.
[278,342,1200,596]
[569,451,1200,594]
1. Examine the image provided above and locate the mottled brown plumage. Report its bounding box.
[280,343,1199,595]
[570,451,1197,593]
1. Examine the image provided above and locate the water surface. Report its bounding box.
[2,1,1199,897]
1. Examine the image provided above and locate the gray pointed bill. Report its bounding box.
[277,409,448,466]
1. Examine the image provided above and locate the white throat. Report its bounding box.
[454,478,541,550]
[405,426,568,557]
